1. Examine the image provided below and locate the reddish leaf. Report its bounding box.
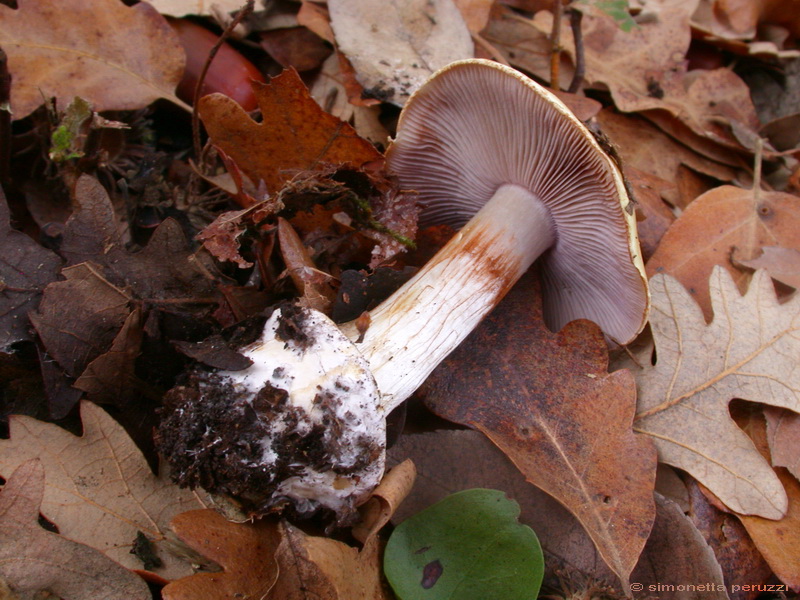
[198,68,383,195]
[162,510,280,600]
[420,271,657,586]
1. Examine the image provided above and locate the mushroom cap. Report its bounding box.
[385,59,649,344]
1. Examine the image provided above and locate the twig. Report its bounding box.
[0,49,11,186]
[550,0,563,90]
[567,8,584,94]
[192,0,256,164]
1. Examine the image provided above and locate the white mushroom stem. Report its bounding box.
[341,183,555,411]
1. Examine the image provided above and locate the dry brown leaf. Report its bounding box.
[161,510,280,600]
[148,0,247,17]
[731,410,800,590]
[0,460,150,600]
[0,402,208,579]
[646,186,800,320]
[765,407,800,480]
[692,0,800,40]
[735,245,800,291]
[327,0,474,105]
[633,267,800,519]
[198,68,382,195]
[453,0,494,33]
[420,272,657,587]
[0,0,187,119]
[595,109,741,206]
[272,521,392,600]
[686,477,772,600]
[353,460,416,544]
[624,166,676,261]
[387,430,727,598]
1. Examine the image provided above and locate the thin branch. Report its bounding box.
[550,0,563,90]
[567,8,584,94]
[192,0,256,164]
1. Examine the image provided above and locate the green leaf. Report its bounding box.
[384,489,544,600]
[594,0,637,32]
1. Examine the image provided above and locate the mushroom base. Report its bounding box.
[156,306,386,522]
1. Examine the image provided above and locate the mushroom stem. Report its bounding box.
[341,183,555,411]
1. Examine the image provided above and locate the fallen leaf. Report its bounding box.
[453,0,495,33]
[646,186,800,320]
[686,477,773,600]
[595,109,741,204]
[328,0,474,105]
[0,460,150,600]
[0,401,208,579]
[734,245,800,290]
[61,175,222,304]
[73,306,144,405]
[764,407,800,480]
[259,26,332,72]
[384,489,544,600]
[272,520,393,600]
[161,510,280,600]
[0,0,187,119]
[198,68,383,195]
[623,166,676,261]
[692,0,800,39]
[30,262,132,379]
[731,409,800,590]
[0,189,61,351]
[633,267,800,518]
[387,430,728,598]
[148,0,247,17]
[420,272,657,587]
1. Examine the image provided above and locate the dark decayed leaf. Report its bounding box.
[0,188,61,351]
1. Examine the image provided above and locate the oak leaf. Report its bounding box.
[420,272,657,587]
[0,0,187,119]
[161,510,280,600]
[633,267,800,519]
[0,460,150,600]
[147,0,247,17]
[198,68,382,195]
[646,186,800,321]
[0,401,208,579]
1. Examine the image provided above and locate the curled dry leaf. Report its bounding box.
[0,460,150,600]
[646,186,800,321]
[634,267,800,519]
[198,68,383,195]
[420,272,657,587]
[328,0,474,105]
[0,402,208,579]
[0,0,187,119]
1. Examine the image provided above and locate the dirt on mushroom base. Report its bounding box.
[156,306,386,522]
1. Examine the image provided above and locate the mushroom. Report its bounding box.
[156,59,649,521]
